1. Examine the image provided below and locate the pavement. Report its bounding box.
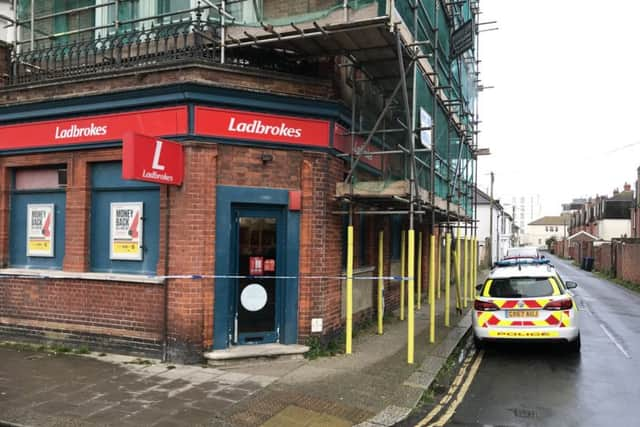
[0,284,478,427]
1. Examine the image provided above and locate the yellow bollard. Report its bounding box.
[474,238,479,297]
[469,236,476,302]
[464,236,469,308]
[467,236,472,305]
[445,232,451,327]
[400,230,405,321]
[346,225,354,354]
[407,229,415,364]
[378,230,384,335]
[345,225,353,354]
[429,234,436,343]
[436,234,442,300]
[417,232,422,310]
[456,231,461,310]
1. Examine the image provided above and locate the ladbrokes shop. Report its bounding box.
[0,83,392,363]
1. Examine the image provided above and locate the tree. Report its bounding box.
[546,236,557,253]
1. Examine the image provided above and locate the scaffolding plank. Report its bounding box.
[336,180,410,198]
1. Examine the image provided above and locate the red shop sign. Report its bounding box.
[195,106,330,148]
[122,133,184,185]
[333,124,382,170]
[0,106,188,151]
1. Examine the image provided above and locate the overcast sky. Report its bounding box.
[477,0,640,215]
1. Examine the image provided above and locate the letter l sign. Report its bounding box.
[152,140,166,171]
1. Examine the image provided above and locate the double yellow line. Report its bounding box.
[415,350,484,427]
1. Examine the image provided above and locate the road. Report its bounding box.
[444,254,640,427]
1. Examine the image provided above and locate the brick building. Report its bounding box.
[568,185,633,240]
[0,1,480,363]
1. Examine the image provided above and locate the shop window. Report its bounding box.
[9,167,67,269]
[90,162,159,275]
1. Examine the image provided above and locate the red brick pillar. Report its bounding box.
[298,159,313,341]
[165,143,217,362]
[63,157,91,271]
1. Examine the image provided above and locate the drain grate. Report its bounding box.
[510,407,538,418]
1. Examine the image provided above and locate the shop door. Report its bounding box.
[232,206,284,345]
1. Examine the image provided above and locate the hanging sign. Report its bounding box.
[249,256,264,276]
[110,202,143,261]
[122,133,184,185]
[27,204,54,257]
[451,19,474,58]
[420,108,433,150]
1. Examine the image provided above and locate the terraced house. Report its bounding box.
[0,0,480,363]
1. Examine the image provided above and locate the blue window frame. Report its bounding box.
[90,162,159,275]
[10,185,66,270]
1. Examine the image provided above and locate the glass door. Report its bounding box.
[232,206,283,344]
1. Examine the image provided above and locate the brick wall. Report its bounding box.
[593,243,612,274]
[0,64,334,107]
[0,278,163,342]
[618,240,640,284]
[164,143,218,362]
[217,145,302,188]
[297,152,344,340]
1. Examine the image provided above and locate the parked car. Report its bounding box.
[473,262,580,352]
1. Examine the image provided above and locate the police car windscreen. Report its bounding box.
[489,277,554,298]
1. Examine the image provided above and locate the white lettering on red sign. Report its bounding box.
[54,123,108,140]
[151,140,166,171]
[227,117,302,138]
[140,169,175,183]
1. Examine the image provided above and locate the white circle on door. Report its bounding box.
[241,283,268,312]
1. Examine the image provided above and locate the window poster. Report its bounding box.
[27,204,54,257]
[110,202,143,261]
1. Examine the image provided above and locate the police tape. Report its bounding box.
[150,274,411,281]
[0,272,412,281]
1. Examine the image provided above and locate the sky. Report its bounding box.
[476,0,640,216]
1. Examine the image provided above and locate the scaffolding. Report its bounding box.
[5,0,480,215]
[3,0,483,360]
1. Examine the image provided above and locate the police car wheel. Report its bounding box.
[473,334,484,350]
[568,334,581,353]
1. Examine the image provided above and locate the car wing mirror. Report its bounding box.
[566,281,578,289]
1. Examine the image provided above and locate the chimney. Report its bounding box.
[624,182,631,192]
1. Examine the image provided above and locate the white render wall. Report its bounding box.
[476,203,513,264]
[524,224,567,248]
[598,219,631,240]
[0,1,14,44]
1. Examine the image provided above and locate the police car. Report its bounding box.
[473,260,580,352]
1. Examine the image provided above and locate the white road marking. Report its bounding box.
[600,323,631,359]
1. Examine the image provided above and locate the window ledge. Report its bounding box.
[0,268,165,284]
